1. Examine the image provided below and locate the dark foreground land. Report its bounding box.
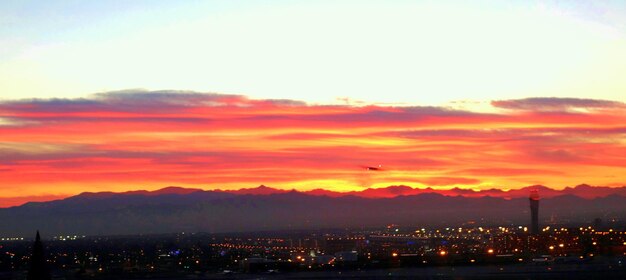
[208,262,626,280]
[2,226,626,279]
[5,261,624,280]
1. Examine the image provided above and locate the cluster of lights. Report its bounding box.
[53,235,84,241]
[209,243,294,250]
[325,237,365,241]
[0,237,24,241]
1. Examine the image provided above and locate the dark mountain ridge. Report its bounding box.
[1,186,625,236]
[48,183,626,204]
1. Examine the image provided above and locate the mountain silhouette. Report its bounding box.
[21,184,626,205]
[1,185,625,236]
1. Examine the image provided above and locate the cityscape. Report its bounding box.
[2,0,626,279]
[2,191,626,279]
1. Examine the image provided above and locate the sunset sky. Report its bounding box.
[1,1,625,207]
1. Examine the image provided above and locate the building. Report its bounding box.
[529,190,540,235]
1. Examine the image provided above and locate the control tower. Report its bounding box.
[529,189,540,235]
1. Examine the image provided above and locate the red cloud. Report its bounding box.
[0,91,624,206]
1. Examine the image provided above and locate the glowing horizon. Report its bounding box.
[0,91,624,207]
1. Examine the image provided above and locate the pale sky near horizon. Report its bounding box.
[2,0,626,106]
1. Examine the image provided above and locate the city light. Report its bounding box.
[6,225,626,276]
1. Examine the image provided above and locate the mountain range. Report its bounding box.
[1,184,625,236]
[75,183,626,200]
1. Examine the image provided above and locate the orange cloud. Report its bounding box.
[0,91,625,206]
